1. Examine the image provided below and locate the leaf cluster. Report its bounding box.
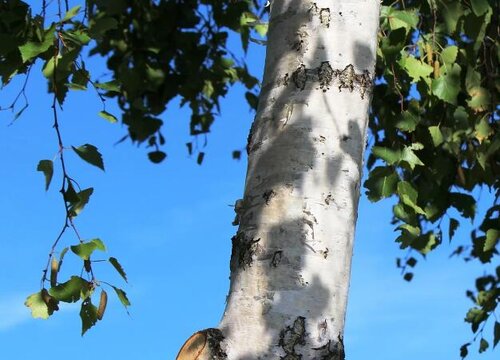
[365,0,499,355]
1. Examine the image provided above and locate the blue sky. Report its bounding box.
[0,4,497,360]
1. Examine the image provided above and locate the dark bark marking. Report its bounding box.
[319,8,331,28]
[337,64,355,92]
[318,61,334,92]
[279,316,306,359]
[231,232,261,269]
[312,335,345,360]
[263,189,276,204]
[309,3,331,28]
[205,328,227,359]
[271,250,283,267]
[292,64,307,90]
[355,70,372,99]
[338,65,372,99]
[286,63,372,99]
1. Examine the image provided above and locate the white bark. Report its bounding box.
[177,1,380,359]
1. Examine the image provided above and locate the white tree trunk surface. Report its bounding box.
[178,1,380,359]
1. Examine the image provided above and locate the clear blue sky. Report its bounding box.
[0,5,497,359]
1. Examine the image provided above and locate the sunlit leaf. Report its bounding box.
[49,276,90,303]
[71,239,106,260]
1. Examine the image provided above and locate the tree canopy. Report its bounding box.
[0,0,498,357]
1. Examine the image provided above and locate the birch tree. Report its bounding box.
[1,0,498,358]
[177,1,380,358]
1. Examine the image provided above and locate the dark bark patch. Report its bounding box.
[231,232,261,269]
[206,328,227,359]
[292,64,307,90]
[318,61,334,91]
[285,63,372,99]
[309,3,331,28]
[279,316,306,359]
[263,189,277,204]
[312,335,345,360]
[270,250,283,267]
[338,65,372,99]
[319,8,331,28]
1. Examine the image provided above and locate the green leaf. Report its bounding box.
[494,321,500,348]
[245,91,259,110]
[71,239,106,260]
[232,150,241,160]
[484,229,498,252]
[364,166,399,201]
[72,144,105,171]
[197,152,205,165]
[465,307,487,332]
[89,17,118,39]
[112,286,131,312]
[98,111,118,123]
[49,276,89,303]
[468,87,491,112]
[148,151,167,163]
[62,5,81,22]
[397,181,426,215]
[470,0,490,16]
[80,297,98,336]
[61,30,90,46]
[400,143,424,169]
[109,257,128,283]
[94,80,120,93]
[18,24,56,63]
[403,272,414,281]
[413,233,439,254]
[479,338,489,353]
[450,193,476,220]
[255,22,268,37]
[460,343,469,359]
[372,146,401,165]
[382,7,418,32]
[37,160,53,191]
[406,257,417,267]
[395,111,419,132]
[428,126,444,147]
[440,46,458,66]
[68,188,94,216]
[402,55,433,83]
[25,291,50,319]
[449,218,459,242]
[431,64,461,104]
[393,202,416,224]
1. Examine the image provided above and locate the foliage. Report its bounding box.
[366,0,499,355]
[0,0,498,356]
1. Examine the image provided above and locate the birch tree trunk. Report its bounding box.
[177,1,380,358]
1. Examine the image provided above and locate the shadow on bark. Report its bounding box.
[177,1,375,358]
